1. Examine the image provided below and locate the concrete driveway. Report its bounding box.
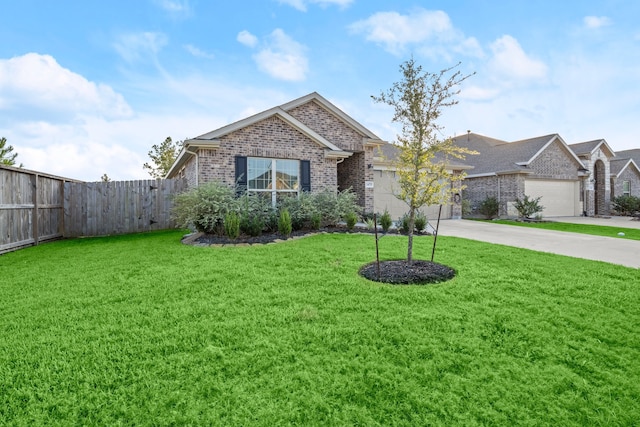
[436,218,640,269]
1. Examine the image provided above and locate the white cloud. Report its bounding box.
[277,0,352,12]
[0,53,132,120]
[184,44,215,59]
[584,16,612,29]
[112,32,168,63]
[252,29,309,81]
[488,35,548,81]
[237,30,258,48]
[154,0,192,18]
[349,8,482,58]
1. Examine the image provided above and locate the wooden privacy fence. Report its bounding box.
[64,179,185,238]
[1,165,186,254]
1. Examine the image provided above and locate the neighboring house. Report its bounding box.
[568,139,616,215]
[167,92,385,213]
[372,142,470,220]
[453,133,587,217]
[609,149,640,200]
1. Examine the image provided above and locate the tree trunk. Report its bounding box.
[407,207,416,264]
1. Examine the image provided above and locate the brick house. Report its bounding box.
[609,149,640,201]
[166,92,384,213]
[454,133,587,217]
[454,133,640,218]
[166,92,470,220]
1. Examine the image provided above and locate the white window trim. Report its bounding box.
[248,157,300,205]
[622,180,631,196]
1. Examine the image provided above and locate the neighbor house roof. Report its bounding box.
[609,158,640,177]
[373,141,474,171]
[569,139,616,158]
[615,149,640,166]
[451,133,584,177]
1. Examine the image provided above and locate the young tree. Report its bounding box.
[0,137,22,167]
[143,136,183,178]
[372,58,476,263]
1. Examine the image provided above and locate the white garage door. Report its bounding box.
[373,170,451,221]
[524,179,580,217]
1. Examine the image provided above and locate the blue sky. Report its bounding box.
[1,0,639,180]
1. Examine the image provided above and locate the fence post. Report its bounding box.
[32,173,39,246]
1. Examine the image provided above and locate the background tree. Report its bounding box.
[143,136,183,178]
[373,58,475,263]
[101,173,111,182]
[0,137,22,167]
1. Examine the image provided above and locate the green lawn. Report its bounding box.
[486,219,640,240]
[1,230,639,426]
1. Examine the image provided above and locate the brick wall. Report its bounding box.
[463,174,525,217]
[196,115,338,193]
[287,101,364,152]
[612,167,640,199]
[528,140,581,179]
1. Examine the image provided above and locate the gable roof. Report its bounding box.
[615,149,640,165]
[280,92,382,141]
[452,133,584,177]
[374,142,474,171]
[196,106,347,153]
[610,157,640,177]
[569,139,616,158]
[166,93,370,178]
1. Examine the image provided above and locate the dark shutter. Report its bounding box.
[235,156,247,195]
[300,160,311,193]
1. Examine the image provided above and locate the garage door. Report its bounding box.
[524,179,580,217]
[373,170,451,221]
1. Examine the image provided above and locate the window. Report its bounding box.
[247,157,300,205]
[623,180,631,196]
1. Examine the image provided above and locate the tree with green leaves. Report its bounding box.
[143,136,183,178]
[0,137,22,167]
[372,58,476,263]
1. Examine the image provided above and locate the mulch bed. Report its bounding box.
[359,260,456,285]
[193,227,429,246]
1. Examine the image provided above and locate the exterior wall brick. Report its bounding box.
[612,167,640,199]
[463,174,525,217]
[579,148,612,216]
[528,140,581,179]
[196,115,337,193]
[288,101,364,152]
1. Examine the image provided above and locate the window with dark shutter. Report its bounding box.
[235,156,247,195]
[300,160,311,193]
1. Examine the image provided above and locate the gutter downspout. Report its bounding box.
[497,174,501,217]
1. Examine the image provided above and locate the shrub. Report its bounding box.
[514,195,544,219]
[224,212,241,240]
[310,189,359,227]
[414,210,427,232]
[461,199,472,217]
[278,192,317,230]
[398,213,411,234]
[612,195,640,216]
[478,196,499,219]
[365,218,375,230]
[241,214,264,237]
[310,212,322,230]
[379,209,393,232]
[345,212,358,230]
[278,209,292,237]
[171,181,237,234]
